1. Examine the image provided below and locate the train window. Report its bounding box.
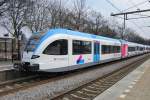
[140,47,144,51]
[128,47,136,52]
[102,45,108,54]
[102,45,110,54]
[73,40,91,55]
[43,39,68,55]
[116,46,121,53]
[136,46,139,51]
[102,45,120,54]
[25,34,42,52]
[113,46,120,53]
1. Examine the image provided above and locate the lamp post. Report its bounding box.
[3,34,9,61]
[11,37,14,62]
[17,32,22,60]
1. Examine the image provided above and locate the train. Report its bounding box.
[13,28,150,72]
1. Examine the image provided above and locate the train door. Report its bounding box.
[94,41,100,62]
[121,44,128,58]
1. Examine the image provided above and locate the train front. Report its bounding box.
[14,33,43,71]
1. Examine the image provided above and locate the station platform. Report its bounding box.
[0,61,13,71]
[94,58,150,100]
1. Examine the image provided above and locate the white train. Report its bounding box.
[14,28,150,72]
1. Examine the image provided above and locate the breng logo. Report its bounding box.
[76,55,84,64]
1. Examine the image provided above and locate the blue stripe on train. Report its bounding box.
[34,28,120,53]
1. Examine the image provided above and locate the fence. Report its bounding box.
[0,37,25,61]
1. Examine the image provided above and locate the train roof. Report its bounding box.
[33,28,149,52]
[41,28,120,43]
[35,28,150,49]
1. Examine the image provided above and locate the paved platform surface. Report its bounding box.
[94,58,150,100]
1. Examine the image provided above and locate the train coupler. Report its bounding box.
[13,62,39,71]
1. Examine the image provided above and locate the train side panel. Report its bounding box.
[100,40,121,62]
[120,40,128,58]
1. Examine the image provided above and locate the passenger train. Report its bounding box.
[14,28,150,72]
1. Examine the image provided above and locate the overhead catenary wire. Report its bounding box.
[126,0,150,18]
[122,0,148,12]
[105,0,148,35]
[129,0,149,30]
[105,0,121,12]
[124,0,149,34]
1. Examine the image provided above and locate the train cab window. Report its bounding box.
[43,39,68,55]
[73,40,91,55]
[25,34,42,52]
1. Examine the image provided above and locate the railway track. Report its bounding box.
[51,55,150,100]
[0,54,149,98]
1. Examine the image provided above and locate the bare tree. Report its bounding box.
[0,0,8,16]
[46,0,68,28]
[1,0,33,59]
[25,0,70,32]
[1,0,33,38]
[88,11,107,34]
[46,0,59,28]
[25,0,49,32]
[73,0,89,31]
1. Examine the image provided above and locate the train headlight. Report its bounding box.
[31,55,40,59]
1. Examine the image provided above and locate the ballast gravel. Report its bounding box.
[0,55,145,100]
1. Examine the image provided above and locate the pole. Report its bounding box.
[4,38,7,61]
[122,14,127,40]
[111,9,150,40]
[11,38,13,62]
[111,9,150,16]
[18,38,20,60]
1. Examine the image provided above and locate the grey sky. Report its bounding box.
[86,0,150,39]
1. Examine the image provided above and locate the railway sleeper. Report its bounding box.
[70,93,90,100]
[77,90,97,97]
[73,91,95,98]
